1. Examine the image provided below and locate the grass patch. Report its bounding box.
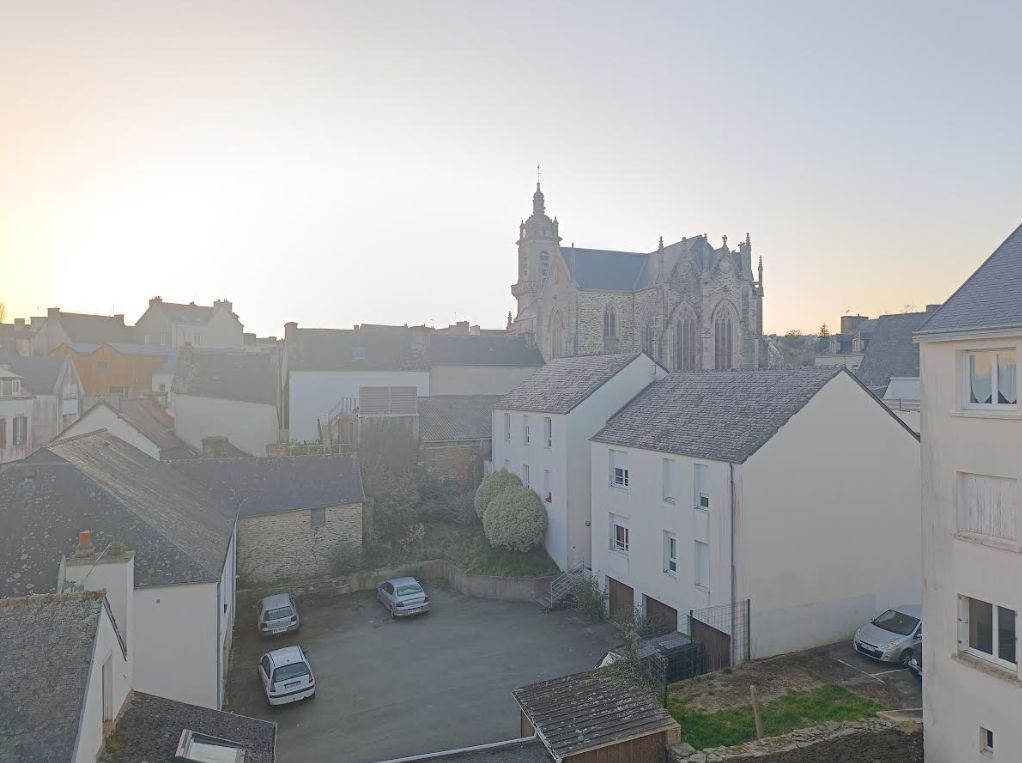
[364,521,559,578]
[667,683,883,750]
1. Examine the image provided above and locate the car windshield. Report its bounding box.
[272,662,309,682]
[396,584,422,597]
[872,609,919,636]
[265,606,293,621]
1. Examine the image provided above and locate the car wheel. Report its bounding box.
[899,649,914,667]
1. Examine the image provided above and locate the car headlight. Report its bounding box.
[885,640,901,649]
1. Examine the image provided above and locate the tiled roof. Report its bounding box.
[100,692,276,763]
[175,454,364,518]
[918,222,1022,336]
[0,433,236,595]
[418,395,500,442]
[426,334,543,367]
[497,353,645,414]
[593,367,846,462]
[513,668,678,759]
[855,312,930,392]
[0,591,108,763]
[287,325,432,373]
[173,350,279,406]
[0,355,67,395]
[54,312,134,344]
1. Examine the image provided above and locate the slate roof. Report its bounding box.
[71,400,195,459]
[64,342,175,358]
[918,222,1022,336]
[100,692,276,763]
[855,312,930,392]
[426,334,543,367]
[0,432,236,595]
[173,350,279,406]
[593,367,848,462]
[53,312,135,344]
[513,668,679,759]
[0,355,67,395]
[149,301,216,325]
[287,326,432,373]
[0,591,109,763]
[418,396,500,442]
[497,352,646,414]
[174,454,364,518]
[562,236,720,292]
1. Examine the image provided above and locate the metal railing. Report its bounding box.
[547,561,586,608]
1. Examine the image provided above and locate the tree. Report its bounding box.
[0,302,6,323]
[816,322,831,352]
[473,469,522,518]
[482,485,548,552]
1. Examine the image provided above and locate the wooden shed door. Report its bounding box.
[607,577,634,620]
[643,595,678,634]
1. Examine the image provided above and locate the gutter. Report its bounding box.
[729,462,737,663]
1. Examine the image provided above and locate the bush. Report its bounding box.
[573,575,608,621]
[415,470,477,525]
[473,469,522,518]
[482,485,548,552]
[372,478,419,543]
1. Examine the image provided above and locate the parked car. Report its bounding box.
[257,645,316,705]
[257,593,300,637]
[376,577,431,617]
[908,639,922,678]
[853,604,922,666]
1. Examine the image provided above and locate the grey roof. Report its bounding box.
[562,236,719,292]
[418,395,500,442]
[100,692,276,763]
[0,432,236,595]
[173,350,279,406]
[64,342,175,358]
[426,334,543,367]
[0,591,110,763]
[53,312,134,344]
[497,352,645,414]
[287,326,431,373]
[513,668,678,759]
[855,312,930,392]
[174,454,364,518]
[918,222,1022,336]
[0,355,67,395]
[593,367,847,462]
[71,400,195,459]
[148,301,215,325]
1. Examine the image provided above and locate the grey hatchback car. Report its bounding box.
[376,577,431,617]
[258,593,301,637]
[853,604,922,666]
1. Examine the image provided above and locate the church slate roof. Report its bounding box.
[418,395,501,442]
[174,454,365,518]
[0,432,236,596]
[0,355,67,395]
[99,692,277,763]
[917,222,1022,336]
[855,312,930,392]
[562,236,719,292]
[593,367,849,462]
[287,326,431,373]
[426,334,543,367]
[173,349,279,406]
[497,352,646,414]
[0,591,109,763]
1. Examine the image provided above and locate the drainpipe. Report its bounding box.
[729,462,737,663]
[216,578,223,709]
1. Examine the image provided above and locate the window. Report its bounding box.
[543,417,552,449]
[539,251,550,279]
[12,380,20,396]
[108,386,130,396]
[981,727,994,755]
[101,655,113,721]
[96,361,110,375]
[144,334,150,344]
[543,469,552,503]
[310,507,326,528]
[958,473,1017,541]
[966,350,1017,407]
[611,515,629,554]
[12,416,27,446]
[664,533,678,575]
[523,415,531,445]
[503,412,511,442]
[603,305,617,338]
[714,310,735,370]
[523,463,530,487]
[0,418,6,448]
[610,450,629,488]
[675,314,698,371]
[662,459,677,503]
[959,596,1017,669]
[695,541,710,589]
[695,464,710,509]
[643,320,659,359]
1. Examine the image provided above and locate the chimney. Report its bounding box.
[284,321,298,341]
[150,296,163,306]
[214,299,233,313]
[926,304,941,313]
[62,533,135,654]
[113,314,124,323]
[14,318,24,327]
[47,307,60,317]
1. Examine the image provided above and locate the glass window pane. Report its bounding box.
[970,598,994,654]
[998,352,1017,405]
[998,607,1016,664]
[969,353,994,404]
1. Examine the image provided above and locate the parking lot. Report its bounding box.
[803,640,922,714]
[227,586,620,763]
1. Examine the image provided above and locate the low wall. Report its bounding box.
[446,565,554,603]
[670,719,922,762]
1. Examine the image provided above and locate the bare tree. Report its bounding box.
[0,302,6,323]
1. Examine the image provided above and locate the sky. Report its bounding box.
[2,1,1021,337]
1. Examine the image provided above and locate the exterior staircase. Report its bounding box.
[538,561,586,610]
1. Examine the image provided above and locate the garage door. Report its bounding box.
[607,577,634,620]
[643,595,678,634]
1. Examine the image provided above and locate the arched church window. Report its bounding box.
[675,315,697,371]
[643,320,660,360]
[714,310,735,370]
[603,305,616,338]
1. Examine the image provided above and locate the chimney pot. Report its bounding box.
[78,530,93,551]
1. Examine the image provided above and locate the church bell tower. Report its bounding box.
[511,182,560,338]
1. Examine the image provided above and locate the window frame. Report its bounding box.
[522,463,530,488]
[503,412,511,442]
[523,415,530,445]
[694,540,710,590]
[543,417,552,449]
[695,464,710,510]
[662,458,677,504]
[664,532,678,576]
[963,349,1017,410]
[610,450,629,489]
[610,514,629,555]
[959,595,1018,671]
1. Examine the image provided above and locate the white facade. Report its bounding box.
[920,334,1022,762]
[60,403,163,459]
[591,371,921,658]
[0,395,34,463]
[73,601,132,763]
[491,354,665,570]
[429,364,539,396]
[175,394,279,456]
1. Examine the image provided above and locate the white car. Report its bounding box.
[257,645,316,706]
[376,577,431,617]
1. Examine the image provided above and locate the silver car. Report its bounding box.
[376,577,431,617]
[258,593,300,637]
[853,604,922,666]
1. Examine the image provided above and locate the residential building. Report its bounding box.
[508,182,766,367]
[0,366,33,463]
[915,223,1022,762]
[31,307,134,355]
[52,342,173,403]
[0,316,38,356]
[590,366,921,658]
[418,395,500,487]
[59,398,195,460]
[426,333,543,394]
[0,432,238,709]
[492,352,666,571]
[134,296,245,348]
[0,354,83,444]
[173,348,281,456]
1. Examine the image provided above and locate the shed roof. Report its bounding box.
[173,350,279,406]
[855,312,930,392]
[418,395,500,442]
[497,353,648,414]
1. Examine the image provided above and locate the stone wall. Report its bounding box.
[670,719,922,762]
[236,501,363,584]
[419,441,489,487]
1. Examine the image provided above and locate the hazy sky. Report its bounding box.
[2,1,1020,337]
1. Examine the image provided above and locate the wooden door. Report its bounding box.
[607,577,634,620]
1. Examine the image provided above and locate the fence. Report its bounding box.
[679,599,751,673]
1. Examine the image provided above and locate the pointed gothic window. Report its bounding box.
[540,251,550,279]
[603,305,616,338]
[643,320,659,360]
[676,315,697,371]
[714,310,735,370]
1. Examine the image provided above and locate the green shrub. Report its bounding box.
[573,575,608,621]
[473,469,522,518]
[372,478,419,543]
[482,485,548,552]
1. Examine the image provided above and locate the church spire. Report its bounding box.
[533,182,545,215]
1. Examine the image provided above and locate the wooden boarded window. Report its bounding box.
[958,473,1017,541]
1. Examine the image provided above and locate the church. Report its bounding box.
[509,183,766,369]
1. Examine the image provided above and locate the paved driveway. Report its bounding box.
[227,587,620,763]
[808,641,922,713]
